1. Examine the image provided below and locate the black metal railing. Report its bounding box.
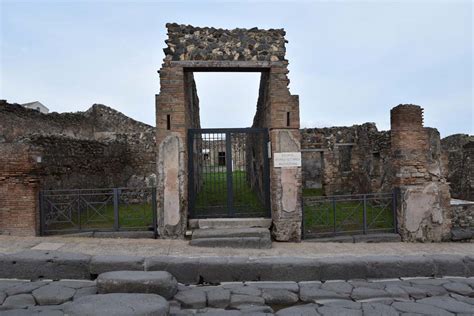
[302,191,397,239]
[39,187,157,236]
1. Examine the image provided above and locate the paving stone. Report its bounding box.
[1,310,63,315]
[442,281,474,295]
[317,306,362,315]
[320,281,353,295]
[349,280,385,289]
[228,285,261,296]
[318,299,361,309]
[236,304,273,313]
[206,288,230,308]
[32,284,75,305]
[356,297,395,305]
[28,302,72,311]
[2,294,36,309]
[300,286,348,302]
[416,296,474,313]
[195,309,242,316]
[246,281,299,293]
[64,293,169,316]
[261,288,298,305]
[5,281,49,296]
[0,291,5,304]
[392,301,454,316]
[0,281,27,292]
[275,303,319,316]
[396,285,429,299]
[362,302,398,316]
[55,280,95,289]
[384,284,410,299]
[450,293,474,305]
[97,270,178,299]
[351,287,389,300]
[409,278,450,286]
[90,255,145,275]
[174,289,207,309]
[0,250,91,280]
[229,294,265,308]
[73,286,97,300]
[145,255,199,285]
[409,284,448,297]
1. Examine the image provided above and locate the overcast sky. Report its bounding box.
[1,0,472,137]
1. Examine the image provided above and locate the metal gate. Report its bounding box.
[188,128,271,218]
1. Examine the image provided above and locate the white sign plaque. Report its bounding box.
[273,152,302,167]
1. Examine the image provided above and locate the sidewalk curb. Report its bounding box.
[0,251,472,284]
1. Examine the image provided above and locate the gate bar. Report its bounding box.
[225,132,234,216]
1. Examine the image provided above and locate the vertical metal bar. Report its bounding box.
[301,197,305,240]
[363,194,367,234]
[152,187,158,239]
[188,130,195,219]
[332,197,337,235]
[392,188,398,233]
[226,132,234,216]
[262,130,271,218]
[113,188,119,231]
[77,190,82,231]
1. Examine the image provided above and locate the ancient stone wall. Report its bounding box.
[164,23,286,62]
[0,143,41,236]
[300,123,393,195]
[0,101,156,189]
[390,104,451,242]
[441,134,474,200]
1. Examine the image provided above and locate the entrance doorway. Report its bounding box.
[188,128,270,219]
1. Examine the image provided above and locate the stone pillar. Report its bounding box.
[390,104,451,241]
[267,64,303,242]
[155,64,188,238]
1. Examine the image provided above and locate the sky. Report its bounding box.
[0,0,472,137]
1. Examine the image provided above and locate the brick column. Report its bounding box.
[391,104,451,241]
[155,64,188,238]
[0,144,40,236]
[267,63,303,242]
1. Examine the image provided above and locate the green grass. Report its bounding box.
[194,170,266,216]
[45,202,153,233]
[303,188,324,197]
[303,199,395,237]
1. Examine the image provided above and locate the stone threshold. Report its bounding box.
[0,250,472,284]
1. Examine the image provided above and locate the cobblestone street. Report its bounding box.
[0,276,473,315]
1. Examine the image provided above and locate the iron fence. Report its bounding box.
[302,191,397,239]
[39,187,157,236]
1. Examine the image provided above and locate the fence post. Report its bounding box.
[152,187,158,239]
[332,197,337,235]
[113,188,120,231]
[392,188,398,234]
[362,194,367,234]
[77,190,81,231]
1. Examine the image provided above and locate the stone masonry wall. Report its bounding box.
[0,143,41,236]
[164,23,286,62]
[300,123,393,195]
[441,134,474,201]
[0,101,156,189]
[390,104,451,242]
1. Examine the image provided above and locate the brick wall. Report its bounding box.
[0,143,40,236]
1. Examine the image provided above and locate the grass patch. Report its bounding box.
[194,170,266,217]
[303,188,324,197]
[303,198,395,237]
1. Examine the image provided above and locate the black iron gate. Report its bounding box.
[188,128,271,218]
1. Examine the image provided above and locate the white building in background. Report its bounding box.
[21,101,49,114]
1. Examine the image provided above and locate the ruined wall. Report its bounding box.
[390,104,451,242]
[0,143,41,236]
[0,101,156,189]
[441,134,474,200]
[164,24,286,62]
[300,123,393,195]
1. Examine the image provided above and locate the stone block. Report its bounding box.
[90,255,145,275]
[2,294,36,309]
[0,250,91,280]
[174,289,207,309]
[206,288,230,308]
[64,293,169,316]
[261,288,298,305]
[145,256,199,284]
[319,256,368,281]
[427,254,468,277]
[189,236,271,249]
[252,257,320,281]
[96,271,178,299]
[32,284,75,305]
